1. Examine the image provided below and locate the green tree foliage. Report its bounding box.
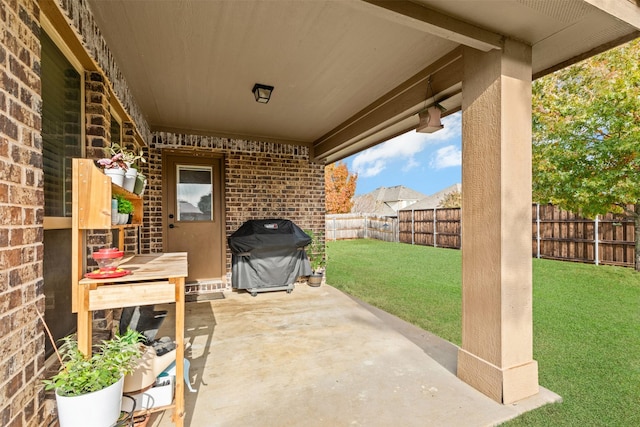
[438,191,461,208]
[532,39,640,270]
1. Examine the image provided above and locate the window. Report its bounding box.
[41,31,82,218]
[110,109,122,146]
[177,165,213,221]
[41,25,83,357]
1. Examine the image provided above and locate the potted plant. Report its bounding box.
[109,143,146,167]
[97,152,127,187]
[304,229,326,287]
[115,194,135,224]
[43,327,144,427]
[109,143,146,192]
[133,170,147,196]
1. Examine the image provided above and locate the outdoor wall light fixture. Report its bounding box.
[252,83,274,103]
[416,106,444,133]
[416,77,444,133]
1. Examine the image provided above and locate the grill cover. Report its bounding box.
[228,219,312,289]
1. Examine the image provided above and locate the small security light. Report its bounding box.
[252,83,274,103]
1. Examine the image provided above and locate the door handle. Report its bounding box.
[169,224,175,229]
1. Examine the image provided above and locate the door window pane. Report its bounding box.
[177,166,213,221]
[41,32,82,217]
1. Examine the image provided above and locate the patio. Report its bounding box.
[149,284,560,427]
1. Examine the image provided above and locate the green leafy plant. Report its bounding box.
[304,229,326,274]
[115,195,134,215]
[109,143,146,166]
[43,328,144,397]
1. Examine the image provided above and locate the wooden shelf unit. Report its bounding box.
[71,158,186,426]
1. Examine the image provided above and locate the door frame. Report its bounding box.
[161,149,226,281]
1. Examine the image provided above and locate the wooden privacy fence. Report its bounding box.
[325,214,398,242]
[328,204,636,268]
[533,204,635,268]
[398,208,461,249]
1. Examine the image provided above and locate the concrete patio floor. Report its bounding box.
[149,284,561,427]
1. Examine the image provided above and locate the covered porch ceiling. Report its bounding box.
[86,0,640,164]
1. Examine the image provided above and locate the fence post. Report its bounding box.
[364,215,368,239]
[332,217,336,241]
[536,203,541,259]
[594,215,599,265]
[433,208,437,248]
[411,209,415,245]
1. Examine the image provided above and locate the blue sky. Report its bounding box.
[342,111,462,197]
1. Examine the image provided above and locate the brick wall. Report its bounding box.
[0,0,48,425]
[146,133,326,277]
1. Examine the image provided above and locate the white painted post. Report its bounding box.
[433,208,437,248]
[594,215,599,265]
[536,203,541,259]
[411,209,415,245]
[333,217,337,241]
[364,215,368,239]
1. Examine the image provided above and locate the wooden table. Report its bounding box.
[78,252,188,426]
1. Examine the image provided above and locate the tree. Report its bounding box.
[438,191,461,208]
[325,161,357,214]
[532,39,640,270]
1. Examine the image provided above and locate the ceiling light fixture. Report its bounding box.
[252,83,274,104]
[416,77,444,133]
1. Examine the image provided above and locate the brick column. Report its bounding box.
[84,70,116,341]
[0,0,50,424]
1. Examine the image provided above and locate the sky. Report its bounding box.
[342,111,462,197]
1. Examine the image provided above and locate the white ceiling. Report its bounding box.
[86,0,640,163]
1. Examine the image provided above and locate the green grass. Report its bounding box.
[326,239,640,427]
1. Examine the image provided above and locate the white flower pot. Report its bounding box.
[123,168,138,192]
[104,167,125,187]
[55,375,124,427]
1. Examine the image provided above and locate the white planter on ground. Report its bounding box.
[104,167,125,187]
[55,375,124,427]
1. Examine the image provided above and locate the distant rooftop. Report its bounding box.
[400,183,462,211]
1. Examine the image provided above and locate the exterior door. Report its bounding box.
[164,153,225,283]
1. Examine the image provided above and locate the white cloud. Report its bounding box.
[351,112,461,178]
[359,159,387,178]
[430,145,461,169]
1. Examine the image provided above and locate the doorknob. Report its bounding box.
[169,224,175,229]
[169,214,174,219]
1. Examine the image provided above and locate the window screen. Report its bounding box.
[41,32,82,217]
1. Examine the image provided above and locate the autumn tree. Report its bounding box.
[532,39,640,270]
[325,161,357,214]
[438,191,461,208]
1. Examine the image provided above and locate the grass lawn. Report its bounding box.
[326,239,640,427]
